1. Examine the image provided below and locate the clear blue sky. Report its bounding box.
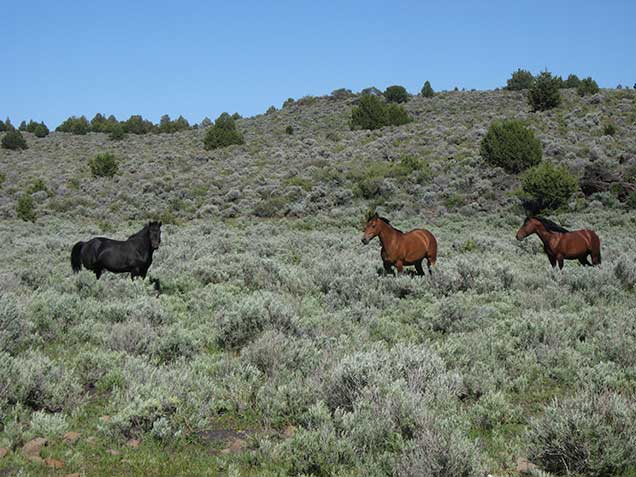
[3,0,635,127]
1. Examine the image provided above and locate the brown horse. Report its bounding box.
[516,216,601,269]
[362,213,437,275]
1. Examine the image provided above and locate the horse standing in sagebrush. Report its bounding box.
[71,221,162,280]
[362,213,437,275]
[516,216,601,269]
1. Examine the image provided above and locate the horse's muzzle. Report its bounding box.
[361,238,369,245]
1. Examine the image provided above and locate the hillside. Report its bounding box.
[2,88,635,224]
[1,88,636,476]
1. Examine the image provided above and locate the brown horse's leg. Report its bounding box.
[414,260,425,276]
[547,254,557,268]
[579,256,592,266]
[557,255,564,270]
[591,248,601,266]
[395,261,404,274]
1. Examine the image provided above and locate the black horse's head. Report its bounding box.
[148,221,162,249]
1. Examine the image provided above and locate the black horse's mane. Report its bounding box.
[127,221,160,240]
[527,216,570,233]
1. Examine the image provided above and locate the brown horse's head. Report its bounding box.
[362,213,381,245]
[516,217,538,241]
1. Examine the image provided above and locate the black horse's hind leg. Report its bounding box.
[414,260,425,276]
[94,268,103,280]
[426,258,435,276]
[557,256,565,270]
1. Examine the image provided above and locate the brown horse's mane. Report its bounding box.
[378,216,403,233]
[527,216,570,234]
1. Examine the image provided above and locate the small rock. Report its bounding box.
[126,439,140,449]
[65,474,81,477]
[31,190,48,203]
[107,449,121,456]
[45,457,65,468]
[225,189,241,201]
[63,431,81,444]
[0,447,8,459]
[22,437,47,463]
[516,457,537,474]
[86,436,97,446]
[100,415,111,423]
[282,425,296,439]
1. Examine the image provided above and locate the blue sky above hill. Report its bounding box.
[3,0,635,126]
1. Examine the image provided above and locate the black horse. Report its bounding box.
[71,221,162,280]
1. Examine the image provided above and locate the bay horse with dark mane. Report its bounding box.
[362,213,437,275]
[516,216,601,269]
[71,221,162,280]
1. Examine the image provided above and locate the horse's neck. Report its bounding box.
[378,223,400,248]
[534,225,556,246]
[129,229,152,260]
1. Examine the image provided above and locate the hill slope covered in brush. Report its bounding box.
[1,88,636,476]
[2,87,635,223]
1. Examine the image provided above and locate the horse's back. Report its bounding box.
[559,229,600,259]
[403,228,437,263]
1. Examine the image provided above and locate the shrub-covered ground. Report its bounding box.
[1,88,636,476]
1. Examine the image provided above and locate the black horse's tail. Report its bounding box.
[71,241,84,273]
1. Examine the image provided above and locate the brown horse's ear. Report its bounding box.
[365,209,377,222]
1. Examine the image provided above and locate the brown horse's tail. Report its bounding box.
[71,241,84,273]
[427,231,438,267]
[590,231,601,265]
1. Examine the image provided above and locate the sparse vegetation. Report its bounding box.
[350,94,387,130]
[518,161,578,212]
[56,116,90,135]
[384,85,409,103]
[123,115,156,134]
[528,71,562,111]
[109,123,126,141]
[203,112,245,150]
[577,77,600,96]
[159,114,190,134]
[90,113,119,133]
[480,119,542,173]
[89,152,119,178]
[563,73,581,89]
[603,122,617,136]
[33,123,49,138]
[506,68,534,90]
[351,94,411,130]
[2,130,28,150]
[420,80,435,97]
[16,194,36,221]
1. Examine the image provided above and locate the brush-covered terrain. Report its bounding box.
[1,87,636,476]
